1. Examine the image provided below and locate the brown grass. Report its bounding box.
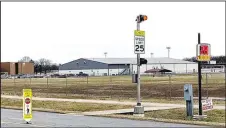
[100,108,225,127]
[143,108,225,123]
[1,98,133,112]
[1,74,225,101]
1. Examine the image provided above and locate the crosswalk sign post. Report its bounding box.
[133,14,147,117]
[23,89,32,124]
[196,33,211,117]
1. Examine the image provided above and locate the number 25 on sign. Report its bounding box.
[134,30,145,54]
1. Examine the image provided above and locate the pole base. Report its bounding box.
[25,121,31,124]
[133,105,144,117]
[193,115,207,120]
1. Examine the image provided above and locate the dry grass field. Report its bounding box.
[1,73,225,101]
[1,98,132,113]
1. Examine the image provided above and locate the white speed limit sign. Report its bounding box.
[134,30,145,54]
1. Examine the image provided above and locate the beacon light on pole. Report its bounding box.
[139,58,148,66]
[136,15,148,23]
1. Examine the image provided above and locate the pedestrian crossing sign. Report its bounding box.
[196,43,211,61]
[23,89,32,122]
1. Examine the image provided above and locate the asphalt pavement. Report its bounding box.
[1,109,205,127]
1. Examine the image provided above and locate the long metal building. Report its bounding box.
[59,58,198,76]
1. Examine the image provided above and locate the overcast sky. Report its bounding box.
[2,2,225,64]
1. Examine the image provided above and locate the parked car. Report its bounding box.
[9,75,18,79]
[51,74,60,78]
[67,74,76,77]
[76,72,88,77]
[18,74,27,78]
[58,74,67,78]
[1,75,8,79]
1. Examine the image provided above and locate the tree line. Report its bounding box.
[183,55,226,64]
[19,56,60,74]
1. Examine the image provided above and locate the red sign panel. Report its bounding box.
[25,98,30,104]
[196,43,211,61]
[200,45,209,55]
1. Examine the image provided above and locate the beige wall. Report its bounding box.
[18,62,34,74]
[1,62,34,75]
[9,63,16,75]
[1,62,10,73]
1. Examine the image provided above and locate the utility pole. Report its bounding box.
[166,47,171,58]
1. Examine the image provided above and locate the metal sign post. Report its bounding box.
[197,33,202,116]
[133,15,146,116]
[134,30,145,106]
[23,89,32,124]
[196,33,211,118]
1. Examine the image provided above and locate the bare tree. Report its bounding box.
[38,58,52,74]
[17,56,59,74]
[34,61,40,74]
[19,56,32,62]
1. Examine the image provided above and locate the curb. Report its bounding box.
[1,106,81,115]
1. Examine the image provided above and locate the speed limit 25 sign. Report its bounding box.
[134,30,145,54]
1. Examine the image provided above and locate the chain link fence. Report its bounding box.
[1,72,225,100]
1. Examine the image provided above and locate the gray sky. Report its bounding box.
[2,2,225,64]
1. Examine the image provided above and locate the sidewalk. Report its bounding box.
[79,106,180,116]
[1,95,225,110]
[172,97,226,101]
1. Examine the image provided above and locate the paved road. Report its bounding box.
[1,109,205,127]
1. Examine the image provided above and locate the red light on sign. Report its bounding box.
[196,43,211,61]
[200,45,209,55]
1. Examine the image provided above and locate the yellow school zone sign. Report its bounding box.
[134,30,145,36]
[23,89,32,123]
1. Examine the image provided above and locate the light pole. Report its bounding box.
[104,52,107,58]
[150,53,154,58]
[166,47,171,58]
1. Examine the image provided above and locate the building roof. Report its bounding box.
[82,57,196,65]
